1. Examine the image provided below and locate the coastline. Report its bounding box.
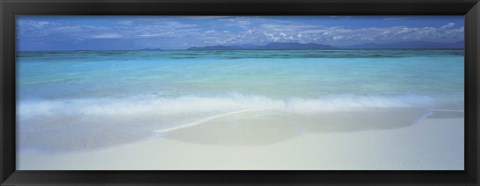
[18,117,464,170]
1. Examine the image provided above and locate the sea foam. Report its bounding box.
[18,94,436,120]
[17,94,438,151]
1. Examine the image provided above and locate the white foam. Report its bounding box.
[17,94,435,121]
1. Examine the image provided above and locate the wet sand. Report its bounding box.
[18,116,464,170]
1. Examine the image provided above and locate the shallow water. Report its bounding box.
[16,49,464,152]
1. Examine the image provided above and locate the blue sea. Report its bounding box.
[16,49,464,151]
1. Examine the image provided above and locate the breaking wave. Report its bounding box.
[18,94,436,120]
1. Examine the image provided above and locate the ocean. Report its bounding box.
[16,49,465,152]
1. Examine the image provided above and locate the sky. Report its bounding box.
[16,16,464,51]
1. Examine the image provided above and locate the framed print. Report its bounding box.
[14,15,466,171]
[1,0,479,185]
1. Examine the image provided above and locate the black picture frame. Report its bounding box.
[1,0,479,185]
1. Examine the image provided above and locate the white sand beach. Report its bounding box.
[18,116,464,170]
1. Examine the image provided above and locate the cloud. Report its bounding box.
[92,33,123,39]
[17,20,112,39]
[131,21,200,38]
[17,16,464,50]
[201,22,464,46]
[137,33,166,37]
[182,16,232,20]
[117,20,134,25]
[383,17,410,21]
[440,23,455,29]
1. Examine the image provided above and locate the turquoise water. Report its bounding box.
[16,49,464,151]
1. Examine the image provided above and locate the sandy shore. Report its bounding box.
[18,117,464,170]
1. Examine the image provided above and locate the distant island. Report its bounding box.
[186,41,464,51]
[187,45,241,50]
[345,40,464,49]
[187,42,337,50]
[18,41,464,52]
[140,48,163,51]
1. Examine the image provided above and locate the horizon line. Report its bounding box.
[16,48,465,52]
